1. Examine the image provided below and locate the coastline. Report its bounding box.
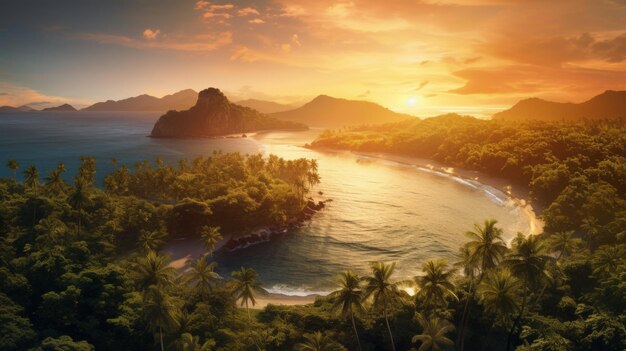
[309,147,544,235]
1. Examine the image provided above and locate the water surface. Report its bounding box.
[0,112,535,294]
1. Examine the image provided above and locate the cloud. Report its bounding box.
[248,18,265,24]
[209,4,234,11]
[291,34,301,46]
[449,65,626,98]
[195,1,209,10]
[415,81,429,91]
[142,28,160,40]
[0,82,91,108]
[77,31,232,52]
[281,43,291,52]
[230,46,271,62]
[238,7,260,16]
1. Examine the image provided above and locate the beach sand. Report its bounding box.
[252,293,318,309]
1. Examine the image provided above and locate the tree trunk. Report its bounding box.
[506,288,528,351]
[351,311,363,351]
[160,325,164,351]
[457,278,476,351]
[246,301,261,351]
[383,300,396,351]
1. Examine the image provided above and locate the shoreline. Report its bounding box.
[309,147,544,235]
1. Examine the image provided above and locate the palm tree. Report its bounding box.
[45,163,67,195]
[67,179,90,235]
[412,315,455,351]
[135,251,177,291]
[547,231,581,262]
[6,159,19,181]
[138,230,166,253]
[200,226,222,257]
[186,256,221,297]
[592,245,625,277]
[230,267,263,351]
[230,267,263,319]
[330,270,364,351]
[477,269,520,351]
[580,217,600,250]
[143,285,180,351]
[177,333,213,351]
[504,234,553,350]
[34,216,68,245]
[362,261,403,351]
[294,332,345,351]
[414,260,458,313]
[457,219,508,351]
[23,165,39,194]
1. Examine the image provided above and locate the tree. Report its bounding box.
[414,259,457,314]
[230,267,263,319]
[143,285,180,351]
[200,226,222,257]
[330,270,365,351]
[138,230,166,253]
[547,231,581,262]
[45,163,67,195]
[134,251,177,291]
[293,332,346,351]
[592,245,625,277]
[176,333,213,351]
[67,179,90,235]
[362,261,403,351]
[230,267,263,351]
[477,269,520,351]
[6,159,19,181]
[457,219,508,351]
[185,257,221,297]
[504,234,553,350]
[412,315,455,351]
[23,165,39,194]
[37,335,94,351]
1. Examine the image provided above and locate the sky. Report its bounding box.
[1,0,626,117]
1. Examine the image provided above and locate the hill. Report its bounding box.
[0,105,36,113]
[150,88,307,138]
[270,95,413,127]
[235,99,297,113]
[82,89,197,112]
[492,90,626,121]
[42,103,77,112]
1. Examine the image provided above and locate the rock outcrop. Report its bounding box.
[150,88,307,138]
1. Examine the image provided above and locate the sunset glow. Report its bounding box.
[2,1,626,117]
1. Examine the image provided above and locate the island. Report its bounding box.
[150,87,308,138]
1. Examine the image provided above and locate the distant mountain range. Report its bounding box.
[0,105,36,113]
[82,89,198,112]
[235,99,297,114]
[150,88,307,138]
[270,95,413,127]
[42,104,77,112]
[492,90,626,121]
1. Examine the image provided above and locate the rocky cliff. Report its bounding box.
[150,88,307,138]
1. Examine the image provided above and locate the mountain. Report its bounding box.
[235,99,297,113]
[0,105,36,113]
[42,103,77,112]
[82,89,197,111]
[492,90,626,121]
[150,88,308,138]
[270,95,413,128]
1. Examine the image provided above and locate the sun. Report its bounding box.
[407,97,417,106]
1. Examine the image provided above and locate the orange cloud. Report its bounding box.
[238,7,260,16]
[248,18,265,24]
[142,28,160,40]
[77,31,232,52]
